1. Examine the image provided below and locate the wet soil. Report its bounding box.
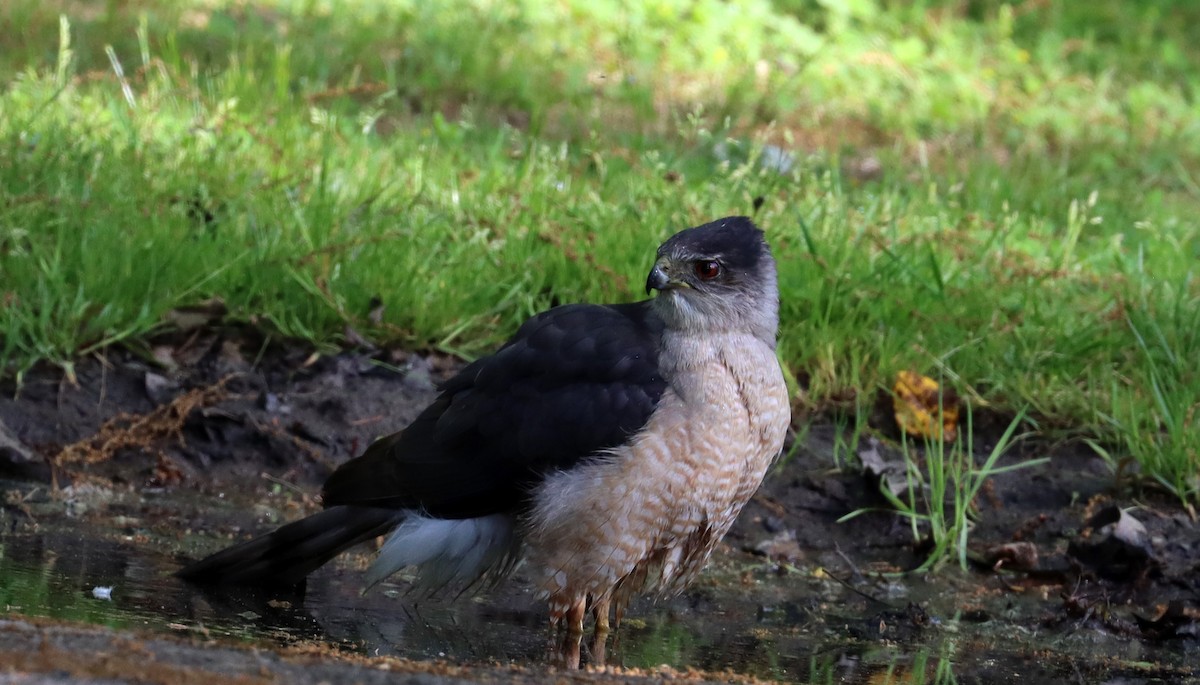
[1,331,1197,683]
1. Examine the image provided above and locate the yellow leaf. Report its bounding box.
[893,371,959,441]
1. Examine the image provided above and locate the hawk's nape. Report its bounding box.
[176,216,791,668]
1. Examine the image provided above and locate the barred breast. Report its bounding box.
[526,331,790,628]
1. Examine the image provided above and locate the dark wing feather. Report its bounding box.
[321,301,665,518]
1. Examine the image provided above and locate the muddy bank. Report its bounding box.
[1,331,1197,683]
[0,615,748,685]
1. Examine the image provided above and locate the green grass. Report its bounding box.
[842,405,1043,571]
[1,1,1198,502]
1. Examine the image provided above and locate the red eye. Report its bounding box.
[694,260,721,280]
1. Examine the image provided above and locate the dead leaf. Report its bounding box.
[893,371,959,441]
[343,324,375,350]
[749,529,803,563]
[151,453,185,487]
[858,436,910,498]
[1135,600,1200,640]
[144,372,178,404]
[1067,505,1156,580]
[982,541,1039,570]
[0,419,49,482]
[173,331,220,367]
[150,346,179,371]
[163,297,227,332]
[367,295,385,324]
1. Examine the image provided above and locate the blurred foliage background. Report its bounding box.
[1,0,1197,498]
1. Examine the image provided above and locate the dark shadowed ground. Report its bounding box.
[1,331,1197,684]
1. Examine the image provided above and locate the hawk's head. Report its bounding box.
[646,216,779,345]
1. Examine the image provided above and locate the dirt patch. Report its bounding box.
[1,330,1197,682]
[1,330,447,497]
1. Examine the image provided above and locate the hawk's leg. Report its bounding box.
[589,596,611,667]
[548,595,587,669]
[592,595,611,633]
[566,595,587,634]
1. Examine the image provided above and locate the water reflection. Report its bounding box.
[1,520,1195,684]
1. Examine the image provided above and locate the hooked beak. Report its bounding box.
[645,259,689,295]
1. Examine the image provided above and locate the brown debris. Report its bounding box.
[51,376,237,474]
[1067,505,1157,581]
[982,541,1039,571]
[1135,600,1200,641]
[748,529,803,563]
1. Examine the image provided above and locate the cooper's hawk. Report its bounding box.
[178,216,790,665]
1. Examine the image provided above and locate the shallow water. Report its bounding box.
[2,505,1195,684]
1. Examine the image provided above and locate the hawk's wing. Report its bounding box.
[321,301,666,518]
